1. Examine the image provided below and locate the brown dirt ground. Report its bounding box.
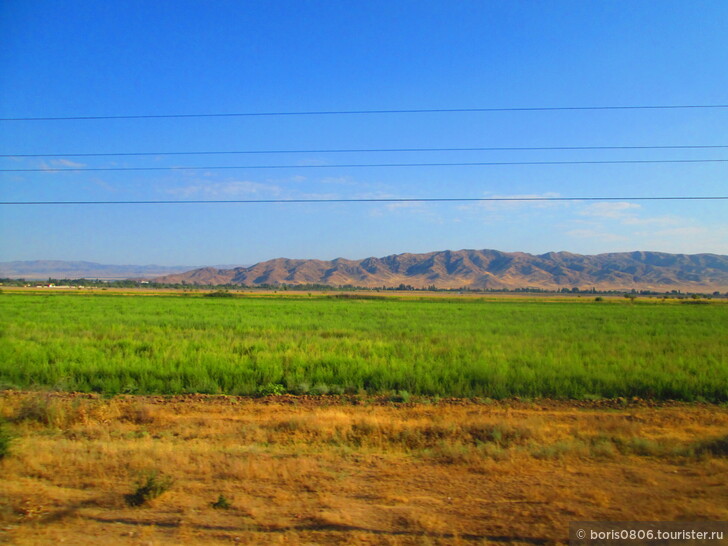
[1,393,726,545]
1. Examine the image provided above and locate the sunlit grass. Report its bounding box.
[0,293,726,400]
[2,393,726,543]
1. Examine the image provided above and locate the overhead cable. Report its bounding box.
[3,144,728,158]
[2,103,728,121]
[4,158,728,172]
[2,196,726,206]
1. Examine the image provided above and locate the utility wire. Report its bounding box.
[3,144,728,158]
[5,159,728,172]
[2,197,726,206]
[2,104,728,121]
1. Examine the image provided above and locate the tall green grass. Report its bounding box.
[0,294,726,400]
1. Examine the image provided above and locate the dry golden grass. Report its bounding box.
[1,392,727,544]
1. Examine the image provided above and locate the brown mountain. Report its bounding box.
[152,250,728,291]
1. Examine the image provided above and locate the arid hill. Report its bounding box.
[152,249,728,291]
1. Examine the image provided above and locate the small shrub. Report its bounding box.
[620,437,664,456]
[531,440,585,460]
[594,296,604,302]
[427,442,475,465]
[0,422,12,460]
[476,442,509,460]
[328,384,346,395]
[273,417,307,433]
[15,394,66,427]
[311,383,330,396]
[292,381,310,395]
[694,435,728,457]
[388,390,411,403]
[329,294,385,300]
[467,423,533,447]
[211,494,232,509]
[121,403,156,425]
[204,290,234,298]
[125,471,174,507]
[257,383,286,396]
[15,395,110,428]
[347,420,379,446]
[588,438,619,459]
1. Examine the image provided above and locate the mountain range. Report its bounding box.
[0,261,217,280]
[153,249,728,292]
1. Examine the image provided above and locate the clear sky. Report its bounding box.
[1,0,727,265]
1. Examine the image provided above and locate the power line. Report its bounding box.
[2,104,728,121]
[3,144,728,158]
[5,158,728,172]
[2,197,726,206]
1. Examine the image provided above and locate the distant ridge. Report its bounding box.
[154,250,728,291]
[0,260,210,280]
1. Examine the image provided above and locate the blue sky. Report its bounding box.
[1,0,727,265]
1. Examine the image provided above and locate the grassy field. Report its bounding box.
[1,294,727,543]
[1,393,727,544]
[1,293,726,400]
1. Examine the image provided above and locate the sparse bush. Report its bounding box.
[14,395,109,428]
[694,435,728,457]
[477,442,509,460]
[121,403,156,425]
[467,423,533,447]
[14,394,67,427]
[273,417,307,433]
[292,381,310,395]
[257,383,286,396]
[0,422,12,460]
[125,471,173,507]
[328,293,386,300]
[388,390,411,403]
[588,437,619,459]
[531,440,584,459]
[427,442,475,465]
[328,384,346,395]
[204,290,234,298]
[347,420,379,447]
[311,383,330,395]
[618,437,665,457]
[211,494,232,509]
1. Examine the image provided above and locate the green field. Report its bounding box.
[1,293,726,400]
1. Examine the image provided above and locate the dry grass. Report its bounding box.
[1,392,727,544]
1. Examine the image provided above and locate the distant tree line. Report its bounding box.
[1,277,725,298]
